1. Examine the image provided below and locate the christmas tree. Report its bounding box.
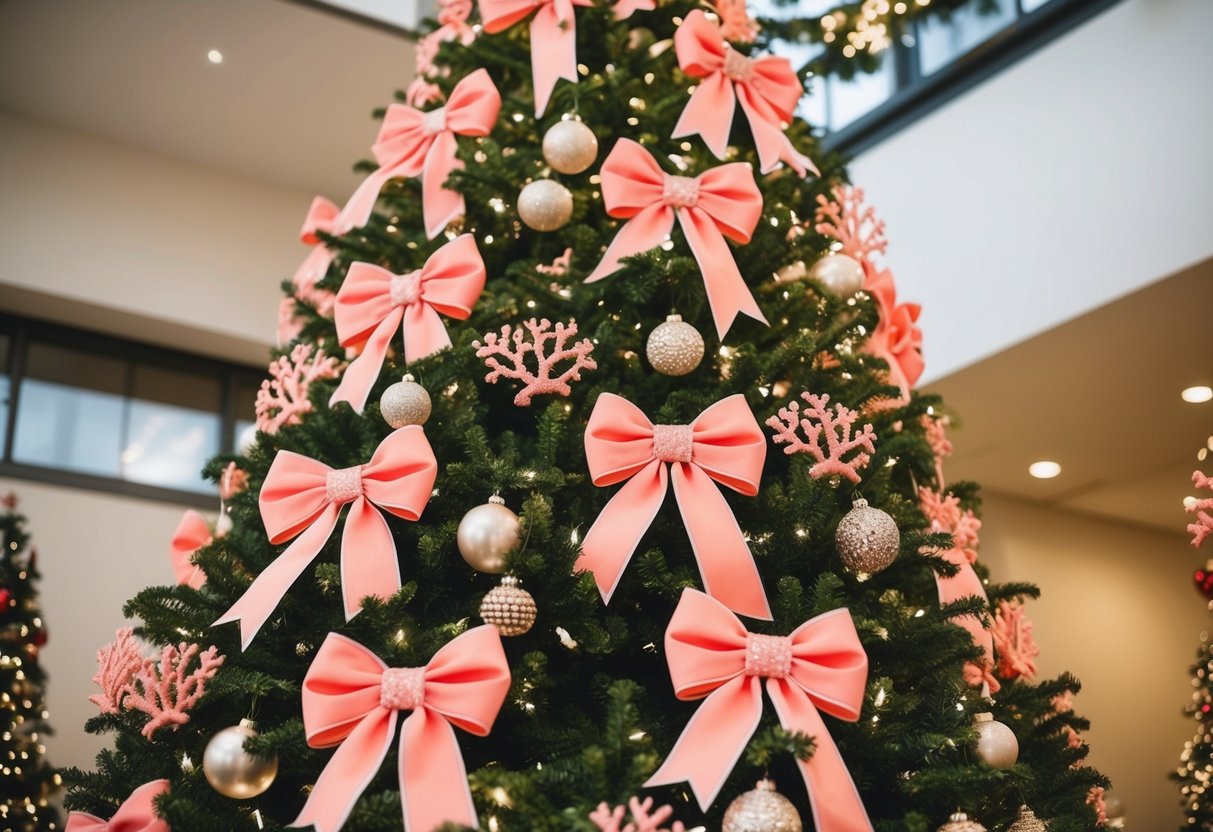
[0,493,62,832]
[64,0,1109,829]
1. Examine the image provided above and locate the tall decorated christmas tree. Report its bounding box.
[64,0,1109,829]
[0,493,62,832]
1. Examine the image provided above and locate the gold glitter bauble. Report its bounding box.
[518,179,573,231]
[810,253,865,297]
[645,314,705,376]
[479,575,537,636]
[1007,805,1049,832]
[203,719,279,799]
[457,496,521,573]
[542,119,599,175]
[380,374,432,428]
[835,497,899,576]
[722,780,802,832]
[937,812,988,832]
[974,712,1019,769]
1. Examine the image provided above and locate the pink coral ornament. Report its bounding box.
[766,392,876,484]
[1188,470,1213,548]
[254,343,342,434]
[814,185,889,266]
[474,318,597,406]
[992,599,1040,681]
[89,628,145,715]
[124,642,225,739]
[589,797,688,832]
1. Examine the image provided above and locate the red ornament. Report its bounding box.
[0,588,10,608]
[32,628,48,647]
[1194,564,1213,598]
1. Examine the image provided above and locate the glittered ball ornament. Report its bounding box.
[1007,805,1049,832]
[835,497,899,576]
[646,314,705,376]
[518,179,574,231]
[380,373,432,428]
[458,496,521,573]
[722,780,802,832]
[973,712,1019,769]
[479,575,537,636]
[203,719,279,799]
[810,253,865,297]
[542,119,599,175]
[937,812,987,832]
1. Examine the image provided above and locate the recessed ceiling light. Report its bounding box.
[1182,386,1213,403]
[1028,460,1061,479]
[207,49,224,64]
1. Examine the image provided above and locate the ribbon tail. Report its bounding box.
[422,131,465,240]
[400,709,478,832]
[329,309,403,413]
[936,553,996,679]
[575,462,667,604]
[530,5,578,117]
[334,166,394,234]
[645,677,762,811]
[679,207,767,340]
[401,300,454,364]
[340,497,402,620]
[585,204,675,283]
[293,244,336,289]
[671,73,735,160]
[737,89,818,177]
[214,506,340,650]
[292,710,397,832]
[768,683,874,832]
[65,813,107,832]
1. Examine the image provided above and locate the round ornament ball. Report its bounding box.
[518,180,573,231]
[381,373,432,428]
[216,510,233,537]
[203,719,279,799]
[937,812,987,832]
[237,423,258,455]
[0,588,10,608]
[810,253,865,297]
[646,314,705,376]
[774,260,808,283]
[479,575,537,636]
[974,712,1019,769]
[458,496,521,573]
[542,119,599,175]
[722,780,802,832]
[835,497,899,577]
[1007,805,1048,832]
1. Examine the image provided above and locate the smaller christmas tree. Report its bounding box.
[0,493,62,831]
[1176,467,1213,828]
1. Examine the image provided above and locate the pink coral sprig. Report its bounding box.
[921,413,952,487]
[255,343,341,435]
[474,318,597,406]
[89,628,146,715]
[766,392,876,485]
[814,185,888,266]
[1188,470,1213,548]
[992,599,1040,681]
[124,642,225,739]
[589,797,687,832]
[919,487,981,563]
[711,0,759,43]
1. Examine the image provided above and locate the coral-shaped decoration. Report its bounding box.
[921,413,952,487]
[124,642,225,739]
[474,318,597,406]
[712,0,759,43]
[536,247,573,276]
[992,599,1039,681]
[919,487,981,563]
[1087,786,1108,824]
[766,392,877,485]
[2,491,17,509]
[254,343,341,435]
[88,628,146,715]
[589,797,687,832]
[814,184,888,266]
[1188,470,1213,548]
[219,462,248,501]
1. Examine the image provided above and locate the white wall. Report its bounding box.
[852,0,1213,383]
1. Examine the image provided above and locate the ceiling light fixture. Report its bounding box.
[1028,460,1061,479]
[207,49,224,64]
[1182,385,1213,404]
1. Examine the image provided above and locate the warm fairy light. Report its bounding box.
[1182,386,1213,403]
[207,49,223,64]
[1029,460,1062,479]
[629,730,646,740]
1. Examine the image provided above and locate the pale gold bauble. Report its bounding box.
[937,811,988,832]
[518,180,574,231]
[542,119,599,175]
[202,719,279,799]
[479,575,538,636]
[774,260,808,283]
[645,314,705,376]
[810,252,865,297]
[1007,805,1049,832]
[974,712,1019,769]
[457,496,521,573]
[380,373,432,428]
[722,780,802,832]
[835,497,899,577]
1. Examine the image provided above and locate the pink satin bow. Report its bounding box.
[864,266,923,404]
[66,779,170,832]
[329,234,486,412]
[214,427,438,650]
[291,628,511,832]
[335,69,501,239]
[935,543,999,693]
[578,393,771,620]
[585,138,767,340]
[672,10,817,177]
[646,590,873,832]
[169,510,210,590]
[296,195,341,287]
[479,0,593,116]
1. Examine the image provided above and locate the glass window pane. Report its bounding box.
[123,365,221,493]
[917,0,1017,77]
[1021,0,1056,11]
[829,52,895,130]
[232,373,262,451]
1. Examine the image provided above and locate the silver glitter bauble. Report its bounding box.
[645,314,705,376]
[380,373,432,428]
[722,780,802,832]
[457,496,521,573]
[835,498,899,577]
[974,712,1019,769]
[542,119,599,175]
[937,811,988,832]
[810,253,865,297]
[479,575,537,636]
[1007,805,1049,832]
[518,180,573,231]
[203,719,279,799]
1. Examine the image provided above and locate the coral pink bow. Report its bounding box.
[673,10,817,177]
[579,393,771,620]
[214,427,438,650]
[291,628,511,832]
[864,266,923,404]
[295,195,341,287]
[478,0,592,116]
[585,139,766,340]
[335,69,501,239]
[169,510,210,590]
[330,234,486,413]
[66,779,170,832]
[646,590,873,832]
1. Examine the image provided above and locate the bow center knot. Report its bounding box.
[390,271,424,307]
[326,465,365,504]
[380,666,427,711]
[421,106,447,136]
[745,632,792,678]
[662,174,700,209]
[723,48,756,82]
[652,424,694,463]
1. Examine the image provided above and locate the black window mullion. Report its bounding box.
[2,325,27,464]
